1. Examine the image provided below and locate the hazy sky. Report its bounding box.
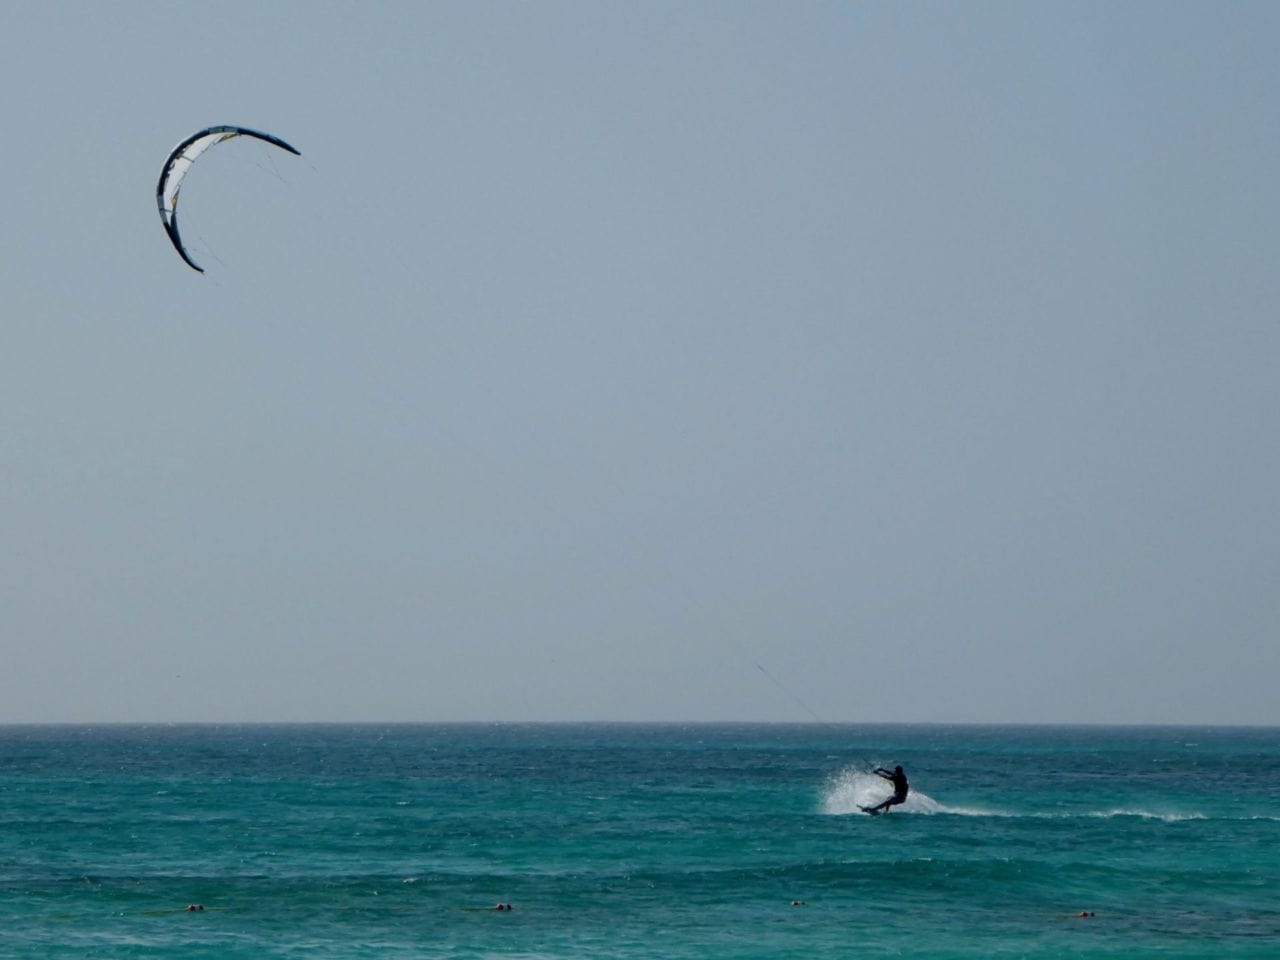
[3,2,1277,724]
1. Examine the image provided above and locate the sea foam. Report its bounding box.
[820,766,998,817]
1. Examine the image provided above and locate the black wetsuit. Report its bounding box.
[862,766,909,814]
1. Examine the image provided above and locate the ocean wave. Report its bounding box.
[1086,808,1206,822]
[1015,807,1209,822]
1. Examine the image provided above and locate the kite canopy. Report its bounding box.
[156,125,301,273]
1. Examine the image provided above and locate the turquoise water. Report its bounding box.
[1,724,1276,958]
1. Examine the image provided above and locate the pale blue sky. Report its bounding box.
[2,2,1277,723]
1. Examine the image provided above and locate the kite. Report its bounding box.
[156,125,301,273]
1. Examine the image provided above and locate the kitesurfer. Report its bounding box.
[860,765,909,814]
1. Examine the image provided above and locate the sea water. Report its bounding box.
[1,724,1276,958]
